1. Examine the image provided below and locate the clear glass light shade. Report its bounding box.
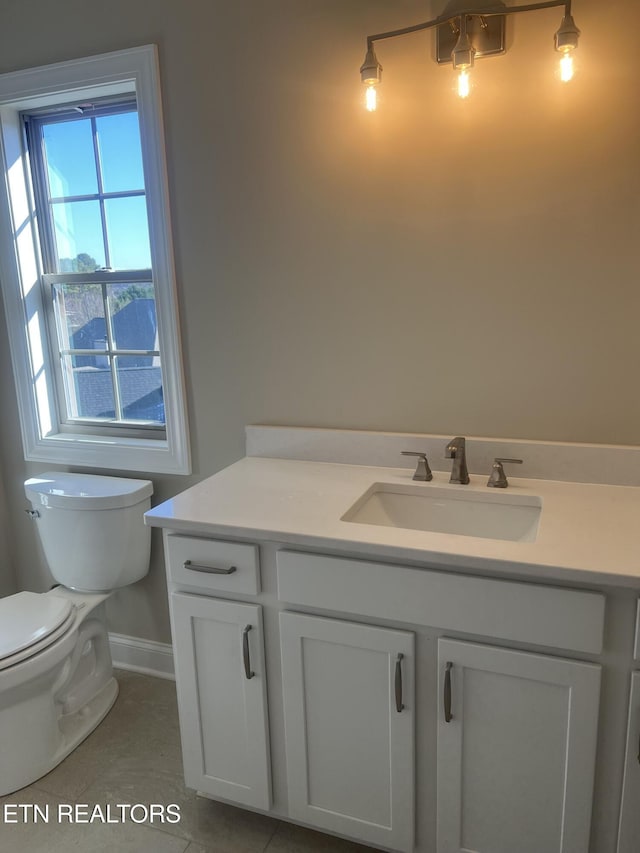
[365,83,378,111]
[360,44,382,112]
[560,52,574,82]
[457,69,471,98]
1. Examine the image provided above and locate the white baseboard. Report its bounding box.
[108,632,175,681]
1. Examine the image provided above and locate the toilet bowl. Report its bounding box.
[0,472,153,797]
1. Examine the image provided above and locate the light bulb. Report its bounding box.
[365,83,378,112]
[360,44,382,112]
[560,52,574,82]
[554,13,579,83]
[457,69,470,99]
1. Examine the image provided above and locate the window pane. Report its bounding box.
[107,282,157,352]
[97,112,144,193]
[104,196,151,269]
[53,282,106,360]
[43,119,98,197]
[62,354,115,420]
[51,200,106,271]
[115,356,164,424]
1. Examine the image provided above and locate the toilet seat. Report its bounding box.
[0,591,75,671]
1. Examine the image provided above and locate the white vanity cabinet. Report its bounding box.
[143,438,640,853]
[437,639,601,853]
[162,531,608,853]
[276,549,605,853]
[168,579,271,808]
[617,672,640,852]
[280,611,415,853]
[165,532,272,812]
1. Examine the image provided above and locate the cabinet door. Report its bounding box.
[437,638,600,853]
[280,611,414,852]
[617,672,640,853]
[170,592,271,810]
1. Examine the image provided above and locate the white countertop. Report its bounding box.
[145,456,640,588]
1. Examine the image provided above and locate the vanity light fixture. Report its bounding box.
[360,0,580,108]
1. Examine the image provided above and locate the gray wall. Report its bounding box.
[0,450,15,597]
[0,0,636,643]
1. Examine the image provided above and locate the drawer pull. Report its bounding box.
[242,625,255,680]
[183,560,237,575]
[395,653,404,712]
[444,661,453,723]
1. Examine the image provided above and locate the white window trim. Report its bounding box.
[0,45,191,474]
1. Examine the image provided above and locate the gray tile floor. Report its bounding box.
[1,670,376,853]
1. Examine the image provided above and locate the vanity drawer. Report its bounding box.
[277,550,605,654]
[166,533,260,595]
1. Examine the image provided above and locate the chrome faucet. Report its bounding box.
[445,437,470,484]
[487,457,523,488]
[401,451,432,481]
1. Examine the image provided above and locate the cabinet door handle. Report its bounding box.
[242,625,255,680]
[444,662,453,723]
[183,560,237,575]
[395,653,404,712]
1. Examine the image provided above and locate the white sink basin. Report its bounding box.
[341,483,541,543]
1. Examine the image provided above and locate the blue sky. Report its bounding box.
[43,111,151,270]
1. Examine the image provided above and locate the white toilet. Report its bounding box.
[0,471,153,796]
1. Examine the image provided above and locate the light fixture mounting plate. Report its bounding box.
[436,14,506,64]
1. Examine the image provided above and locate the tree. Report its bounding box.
[111,283,154,312]
[59,253,100,273]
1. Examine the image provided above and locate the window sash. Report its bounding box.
[25,101,146,275]
[41,270,165,435]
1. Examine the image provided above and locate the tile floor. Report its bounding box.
[1,670,378,853]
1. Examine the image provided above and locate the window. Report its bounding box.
[29,100,162,432]
[0,46,190,473]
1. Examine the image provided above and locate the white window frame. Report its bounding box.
[0,45,191,474]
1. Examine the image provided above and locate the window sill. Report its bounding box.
[27,430,189,475]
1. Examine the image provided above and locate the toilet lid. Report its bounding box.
[0,591,74,662]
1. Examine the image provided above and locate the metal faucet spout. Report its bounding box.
[445,436,470,484]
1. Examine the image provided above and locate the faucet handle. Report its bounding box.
[487,457,523,488]
[401,451,433,482]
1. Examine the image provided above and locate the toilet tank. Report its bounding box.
[24,472,154,592]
